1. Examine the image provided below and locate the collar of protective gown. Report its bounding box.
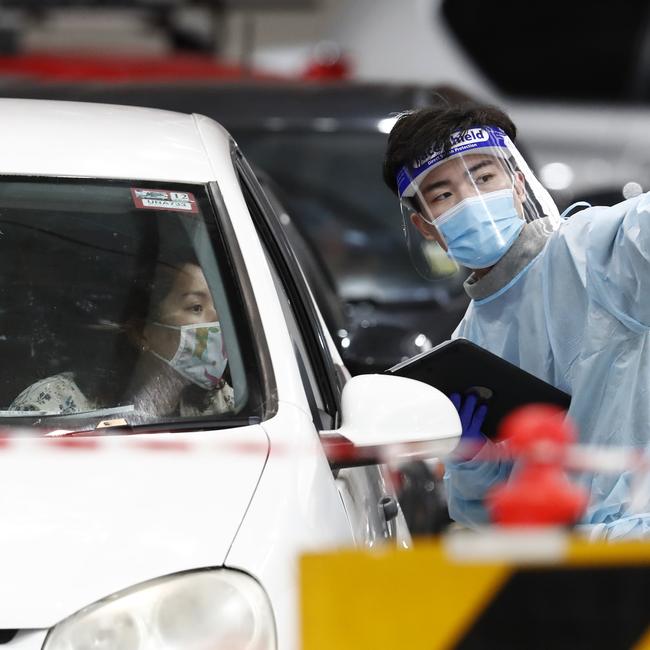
[463,217,554,301]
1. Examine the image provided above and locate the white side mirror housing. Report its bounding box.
[324,374,461,460]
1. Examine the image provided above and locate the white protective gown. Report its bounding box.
[445,193,650,539]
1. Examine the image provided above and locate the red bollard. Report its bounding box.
[486,405,588,526]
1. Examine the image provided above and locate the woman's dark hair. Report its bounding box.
[74,248,201,406]
[382,102,518,196]
[141,252,200,323]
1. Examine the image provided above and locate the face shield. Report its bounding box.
[397,126,560,279]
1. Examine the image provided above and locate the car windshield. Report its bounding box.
[234,130,467,303]
[0,178,263,432]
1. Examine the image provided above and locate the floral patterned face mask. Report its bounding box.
[150,321,228,389]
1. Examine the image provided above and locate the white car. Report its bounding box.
[0,99,460,650]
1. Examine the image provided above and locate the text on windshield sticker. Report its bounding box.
[131,188,198,213]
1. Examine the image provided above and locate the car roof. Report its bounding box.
[0,98,228,182]
[0,81,473,129]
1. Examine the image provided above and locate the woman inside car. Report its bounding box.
[9,253,235,419]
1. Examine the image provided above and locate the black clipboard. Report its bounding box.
[385,338,571,440]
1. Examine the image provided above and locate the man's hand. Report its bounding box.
[449,392,488,447]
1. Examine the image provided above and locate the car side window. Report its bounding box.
[0,177,266,429]
[233,149,340,430]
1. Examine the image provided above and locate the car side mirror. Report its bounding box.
[321,374,461,468]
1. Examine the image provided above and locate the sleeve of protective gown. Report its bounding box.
[582,513,650,541]
[583,193,650,331]
[443,442,513,527]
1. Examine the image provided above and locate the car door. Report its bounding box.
[232,145,410,547]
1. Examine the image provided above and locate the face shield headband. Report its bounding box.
[396,125,510,200]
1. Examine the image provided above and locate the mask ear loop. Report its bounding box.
[149,348,176,366]
[560,201,591,220]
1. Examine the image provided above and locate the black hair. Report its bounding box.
[141,251,201,322]
[382,102,518,197]
[74,247,201,406]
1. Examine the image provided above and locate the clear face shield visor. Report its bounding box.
[397,126,560,279]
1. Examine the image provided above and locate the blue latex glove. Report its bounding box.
[449,392,488,448]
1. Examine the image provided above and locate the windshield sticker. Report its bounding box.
[131,188,198,213]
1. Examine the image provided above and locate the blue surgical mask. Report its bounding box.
[432,189,524,269]
[150,321,228,390]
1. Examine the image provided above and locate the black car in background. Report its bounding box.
[0,81,472,374]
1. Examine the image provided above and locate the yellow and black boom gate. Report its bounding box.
[300,536,650,650]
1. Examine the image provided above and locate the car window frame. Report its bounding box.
[206,180,279,422]
[231,144,342,429]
